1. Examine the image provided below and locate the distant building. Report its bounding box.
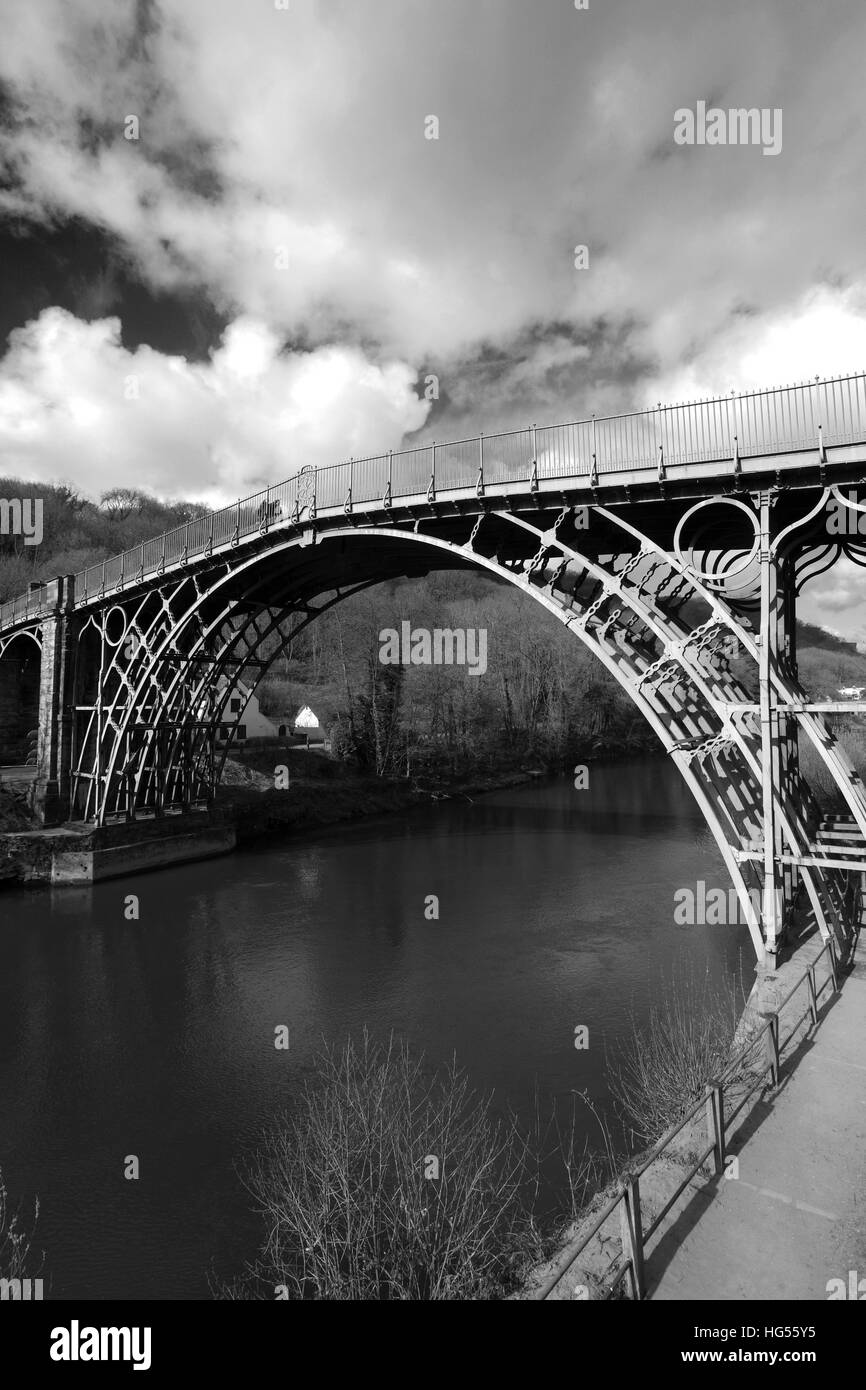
[838,686,866,700]
[294,705,320,731]
[278,704,325,745]
[214,677,279,745]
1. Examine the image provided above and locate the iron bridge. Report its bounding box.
[4,372,866,965]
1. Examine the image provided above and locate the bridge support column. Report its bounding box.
[32,576,76,826]
[777,551,801,935]
[758,496,799,970]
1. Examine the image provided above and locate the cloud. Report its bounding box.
[0,309,429,503]
[643,286,866,405]
[3,0,866,475]
[1,2,866,413]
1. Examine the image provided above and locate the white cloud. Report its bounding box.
[0,309,429,504]
[644,286,866,404]
[2,0,866,462]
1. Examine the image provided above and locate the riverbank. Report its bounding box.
[218,744,556,847]
[0,745,568,886]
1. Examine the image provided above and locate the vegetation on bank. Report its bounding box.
[220,966,750,1301]
[606,966,750,1143]
[0,1167,42,1288]
[218,1033,617,1301]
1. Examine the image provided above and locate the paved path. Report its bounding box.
[649,952,866,1301]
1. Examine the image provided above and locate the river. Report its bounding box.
[0,756,751,1299]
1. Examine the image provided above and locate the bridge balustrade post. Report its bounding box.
[32,574,76,826]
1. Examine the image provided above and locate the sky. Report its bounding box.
[1,0,866,636]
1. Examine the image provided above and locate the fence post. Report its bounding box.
[705,1079,726,1175]
[760,1011,780,1088]
[618,1176,645,1300]
[807,963,819,1027]
[827,936,840,994]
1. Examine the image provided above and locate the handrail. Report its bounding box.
[3,371,866,634]
[533,934,847,1300]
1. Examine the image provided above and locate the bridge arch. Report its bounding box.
[59,495,866,966]
[79,516,773,949]
[0,628,42,770]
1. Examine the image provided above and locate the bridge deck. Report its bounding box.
[4,371,866,634]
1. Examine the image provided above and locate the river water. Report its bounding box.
[0,756,751,1299]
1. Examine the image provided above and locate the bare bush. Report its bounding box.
[0,1168,41,1284]
[606,967,747,1144]
[230,1032,540,1300]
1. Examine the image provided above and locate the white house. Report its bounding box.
[839,686,866,700]
[277,704,325,744]
[215,677,278,744]
[294,705,320,731]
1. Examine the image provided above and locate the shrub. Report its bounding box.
[227,1032,540,1300]
[606,967,747,1144]
[0,1168,41,1285]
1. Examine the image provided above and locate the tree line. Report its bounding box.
[256,571,654,779]
[0,479,207,601]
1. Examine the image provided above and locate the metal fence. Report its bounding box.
[532,935,846,1301]
[3,372,866,631]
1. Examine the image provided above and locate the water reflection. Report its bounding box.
[0,757,751,1298]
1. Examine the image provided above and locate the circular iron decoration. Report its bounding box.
[673,496,760,588]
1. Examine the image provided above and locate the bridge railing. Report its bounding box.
[531,934,845,1301]
[3,372,866,631]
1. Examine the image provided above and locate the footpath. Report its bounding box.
[648,946,866,1300]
